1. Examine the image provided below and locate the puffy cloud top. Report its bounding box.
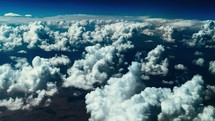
[0,56,61,110]
[86,68,210,121]
[141,45,168,79]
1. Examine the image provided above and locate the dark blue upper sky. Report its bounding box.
[0,0,215,19]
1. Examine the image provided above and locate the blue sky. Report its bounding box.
[0,0,214,19]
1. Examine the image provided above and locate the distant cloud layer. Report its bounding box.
[4,12,21,17]
[25,14,32,17]
[0,15,214,120]
[3,12,32,17]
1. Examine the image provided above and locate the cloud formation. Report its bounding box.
[4,12,21,17]
[86,66,212,121]
[141,45,168,80]
[25,14,32,17]
[190,20,215,47]
[175,64,187,70]
[63,44,117,89]
[193,58,204,67]
[162,26,177,42]
[209,60,215,74]
[0,15,214,120]
[0,56,62,110]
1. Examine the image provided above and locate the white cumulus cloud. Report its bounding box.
[86,65,210,121]
[175,64,187,70]
[0,56,63,110]
[63,44,117,90]
[141,45,168,80]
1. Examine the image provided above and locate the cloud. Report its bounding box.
[23,82,58,109]
[174,64,187,70]
[0,56,62,110]
[0,98,24,110]
[169,20,200,28]
[190,20,215,47]
[10,56,29,69]
[141,45,168,80]
[162,80,174,85]
[6,56,60,93]
[25,14,32,17]
[85,62,143,121]
[4,13,31,18]
[194,106,215,121]
[162,26,177,42]
[194,51,204,56]
[17,50,27,54]
[86,65,211,121]
[63,44,117,90]
[209,60,215,74]
[0,17,150,111]
[60,21,149,89]
[0,15,214,119]
[4,12,22,17]
[158,75,204,121]
[193,58,204,67]
[0,82,58,111]
[205,85,215,101]
[0,18,148,52]
[48,55,71,66]
[63,44,169,89]
[0,15,210,53]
